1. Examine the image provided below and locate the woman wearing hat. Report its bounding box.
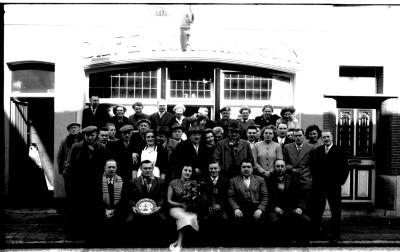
[276,106,299,130]
[172,104,190,131]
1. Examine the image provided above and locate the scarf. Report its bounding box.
[102,175,123,208]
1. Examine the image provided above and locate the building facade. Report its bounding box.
[3,4,400,214]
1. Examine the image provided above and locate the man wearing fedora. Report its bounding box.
[214,120,254,178]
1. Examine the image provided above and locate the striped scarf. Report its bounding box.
[102,175,123,208]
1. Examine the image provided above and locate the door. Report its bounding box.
[338,108,376,203]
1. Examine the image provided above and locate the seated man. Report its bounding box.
[200,162,229,246]
[125,160,167,245]
[227,159,268,246]
[268,159,312,244]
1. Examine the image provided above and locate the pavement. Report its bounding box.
[3,206,400,249]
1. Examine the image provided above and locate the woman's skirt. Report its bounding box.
[169,207,199,231]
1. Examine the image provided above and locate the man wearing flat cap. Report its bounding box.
[107,124,136,183]
[64,125,107,239]
[214,120,254,178]
[57,122,83,197]
[215,106,237,139]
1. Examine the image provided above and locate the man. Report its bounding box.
[238,106,255,140]
[82,95,109,128]
[283,129,313,191]
[215,106,236,138]
[268,159,312,244]
[172,126,208,181]
[254,104,280,129]
[125,160,167,245]
[98,127,110,145]
[57,122,83,197]
[213,120,253,178]
[171,123,186,143]
[228,159,268,245]
[131,118,151,156]
[273,122,294,148]
[197,107,215,129]
[312,131,349,243]
[149,99,175,131]
[128,101,150,130]
[106,122,118,143]
[246,125,258,150]
[65,125,107,239]
[156,125,179,179]
[107,125,136,183]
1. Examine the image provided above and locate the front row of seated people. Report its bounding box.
[93,157,314,248]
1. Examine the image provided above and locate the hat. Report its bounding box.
[173,104,186,113]
[219,106,231,113]
[171,123,186,132]
[67,122,81,130]
[82,125,98,134]
[119,124,134,133]
[137,118,151,127]
[187,126,201,135]
[156,126,170,136]
[227,120,240,130]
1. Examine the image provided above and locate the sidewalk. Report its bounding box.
[3,207,400,248]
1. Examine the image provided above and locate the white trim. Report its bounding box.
[11,93,54,98]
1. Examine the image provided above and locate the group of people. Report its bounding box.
[57,95,349,249]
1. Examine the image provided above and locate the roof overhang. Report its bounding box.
[324,94,397,109]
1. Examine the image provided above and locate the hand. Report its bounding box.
[293,208,303,215]
[274,207,284,215]
[132,206,138,214]
[132,153,139,164]
[234,209,243,218]
[263,170,271,177]
[253,209,263,219]
[105,209,114,218]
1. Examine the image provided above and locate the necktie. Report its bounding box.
[108,179,114,208]
[144,177,152,193]
[212,179,217,185]
[297,145,302,153]
[325,146,329,154]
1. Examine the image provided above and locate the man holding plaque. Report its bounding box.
[125,160,167,245]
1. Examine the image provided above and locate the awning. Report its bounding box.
[324,94,397,109]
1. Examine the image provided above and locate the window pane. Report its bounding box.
[111,76,119,88]
[178,81,183,90]
[120,88,127,98]
[135,77,142,88]
[143,77,150,89]
[198,91,204,98]
[198,82,204,90]
[205,91,211,98]
[246,78,253,90]
[239,78,245,89]
[231,79,238,89]
[150,77,157,89]
[224,90,230,99]
[150,89,157,98]
[254,91,261,99]
[261,91,270,100]
[177,90,183,98]
[128,76,135,88]
[190,82,197,90]
[128,88,135,98]
[231,90,238,99]
[246,90,253,100]
[224,79,230,89]
[111,88,119,98]
[261,79,268,90]
[135,90,143,99]
[238,90,245,99]
[171,81,176,89]
[143,89,149,98]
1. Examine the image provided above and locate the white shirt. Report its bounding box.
[277,136,286,145]
[243,176,250,188]
[325,143,333,154]
[211,176,219,185]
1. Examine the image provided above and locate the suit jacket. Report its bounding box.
[82,104,110,128]
[254,114,280,129]
[273,136,294,149]
[128,113,150,130]
[215,118,237,138]
[107,139,136,182]
[283,142,314,189]
[126,176,165,209]
[312,144,349,188]
[228,174,268,212]
[149,111,175,130]
[238,119,255,139]
[201,176,229,210]
[213,139,254,178]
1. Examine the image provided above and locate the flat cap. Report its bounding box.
[119,124,134,133]
[156,126,170,135]
[171,123,186,131]
[219,106,231,113]
[137,118,151,127]
[82,125,98,134]
[67,122,81,130]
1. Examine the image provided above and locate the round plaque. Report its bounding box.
[136,198,157,215]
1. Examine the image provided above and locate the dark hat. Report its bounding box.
[67,122,81,130]
[187,126,201,135]
[82,125,98,134]
[227,120,240,130]
[156,126,170,136]
[119,124,134,133]
[171,123,186,132]
[137,118,151,127]
[219,106,231,113]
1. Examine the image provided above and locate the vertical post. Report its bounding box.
[214,68,221,120]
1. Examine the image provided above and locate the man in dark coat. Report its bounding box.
[311,131,349,243]
[215,106,237,138]
[82,95,110,128]
[149,99,175,131]
[273,122,294,149]
[254,104,280,129]
[128,101,150,130]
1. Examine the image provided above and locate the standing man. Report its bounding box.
[246,125,258,150]
[238,106,255,140]
[254,105,280,129]
[312,131,349,243]
[128,101,150,130]
[82,95,109,128]
[149,99,175,131]
[215,106,236,138]
[273,122,294,149]
[156,125,179,180]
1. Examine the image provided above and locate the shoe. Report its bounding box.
[169,242,181,252]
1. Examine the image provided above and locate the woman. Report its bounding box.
[212,126,224,143]
[135,129,168,181]
[202,129,216,165]
[109,105,129,136]
[253,125,283,178]
[167,165,203,251]
[305,124,323,148]
[276,106,299,129]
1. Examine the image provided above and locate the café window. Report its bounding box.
[90,69,158,99]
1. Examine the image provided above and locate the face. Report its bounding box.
[240,162,253,177]
[283,111,292,120]
[116,107,125,117]
[181,166,193,180]
[322,132,333,146]
[228,129,240,141]
[205,132,215,146]
[158,104,166,113]
[247,129,257,142]
[263,129,274,142]
[104,160,117,177]
[145,132,156,146]
[274,160,286,175]
[140,162,154,178]
[90,96,99,108]
[134,105,143,115]
[221,110,230,120]
[189,132,201,145]
[98,130,109,144]
[277,123,288,137]
[294,130,305,145]
[121,130,132,142]
[172,129,183,141]
[156,134,167,145]
[287,131,294,141]
[174,108,184,118]
[241,110,250,120]
[69,125,80,135]
[208,163,220,178]
[84,131,97,144]
[263,108,272,118]
[215,132,223,142]
[308,130,319,142]
[107,125,116,138]
[138,122,150,134]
